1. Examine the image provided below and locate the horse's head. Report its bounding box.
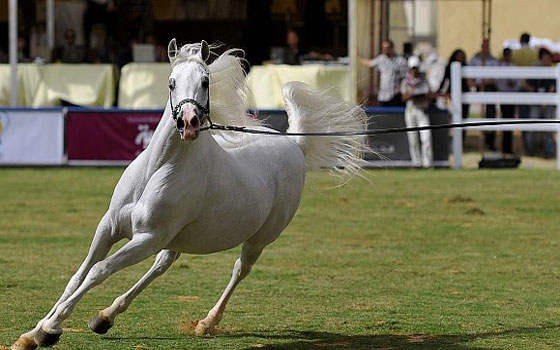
[167,39,211,141]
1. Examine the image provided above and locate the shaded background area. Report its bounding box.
[0,0,349,67]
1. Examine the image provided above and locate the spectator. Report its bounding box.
[438,48,471,121]
[283,29,302,65]
[497,47,520,154]
[17,35,32,63]
[513,32,539,152]
[470,38,499,151]
[400,56,434,168]
[357,40,407,107]
[283,29,333,65]
[512,32,538,67]
[53,28,86,63]
[525,48,556,158]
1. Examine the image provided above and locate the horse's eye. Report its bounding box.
[169,79,175,91]
[201,77,209,89]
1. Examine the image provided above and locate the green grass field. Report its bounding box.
[0,168,559,350]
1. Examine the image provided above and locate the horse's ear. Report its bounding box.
[199,40,210,62]
[168,38,178,63]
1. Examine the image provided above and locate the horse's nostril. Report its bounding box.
[176,117,185,130]
[190,117,200,129]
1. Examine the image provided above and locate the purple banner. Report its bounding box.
[67,111,162,162]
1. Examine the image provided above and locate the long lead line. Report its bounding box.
[200,119,560,137]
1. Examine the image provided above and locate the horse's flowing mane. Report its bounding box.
[171,43,261,130]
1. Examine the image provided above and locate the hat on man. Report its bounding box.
[408,55,421,69]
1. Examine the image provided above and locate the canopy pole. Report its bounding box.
[9,0,18,106]
[348,0,357,104]
[47,0,55,54]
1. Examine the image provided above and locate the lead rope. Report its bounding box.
[199,119,560,137]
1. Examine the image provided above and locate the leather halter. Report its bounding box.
[169,76,210,135]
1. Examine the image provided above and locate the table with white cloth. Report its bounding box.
[0,64,116,108]
[246,64,350,109]
[0,63,350,109]
[118,63,350,109]
[118,63,172,109]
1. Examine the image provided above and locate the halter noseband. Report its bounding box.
[170,96,209,122]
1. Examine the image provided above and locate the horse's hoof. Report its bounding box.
[88,314,113,334]
[34,328,61,347]
[193,320,215,336]
[11,335,38,350]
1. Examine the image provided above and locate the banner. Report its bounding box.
[365,108,450,167]
[67,110,162,164]
[0,109,65,165]
[253,108,450,167]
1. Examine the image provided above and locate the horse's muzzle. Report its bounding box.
[178,111,201,141]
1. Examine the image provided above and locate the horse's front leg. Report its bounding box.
[12,214,119,350]
[89,249,181,334]
[32,233,163,348]
[194,242,263,335]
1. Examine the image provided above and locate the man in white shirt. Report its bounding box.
[358,40,407,106]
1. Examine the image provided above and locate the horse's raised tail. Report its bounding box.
[283,81,368,178]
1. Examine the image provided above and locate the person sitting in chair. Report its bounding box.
[283,29,334,65]
[53,28,86,63]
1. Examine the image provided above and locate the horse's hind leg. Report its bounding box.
[12,214,119,350]
[194,241,263,336]
[89,249,181,334]
[32,232,162,347]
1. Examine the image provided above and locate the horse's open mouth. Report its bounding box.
[181,126,199,141]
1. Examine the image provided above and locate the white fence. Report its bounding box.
[450,62,560,170]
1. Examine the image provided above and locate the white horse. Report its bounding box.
[11,40,366,350]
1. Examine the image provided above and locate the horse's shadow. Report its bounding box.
[224,324,559,350]
[99,324,559,349]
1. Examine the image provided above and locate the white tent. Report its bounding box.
[503,36,560,53]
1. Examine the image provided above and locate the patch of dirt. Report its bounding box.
[445,267,465,275]
[180,320,220,335]
[444,195,473,204]
[465,207,486,215]
[338,197,351,204]
[374,320,400,329]
[461,323,478,329]
[444,288,463,295]
[180,320,200,334]
[62,328,85,333]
